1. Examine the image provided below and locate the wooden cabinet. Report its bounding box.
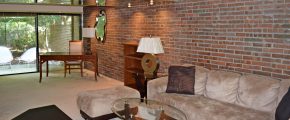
[124,41,144,89]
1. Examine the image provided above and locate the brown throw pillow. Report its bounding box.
[166,65,195,95]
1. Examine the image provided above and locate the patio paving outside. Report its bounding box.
[0,62,63,75]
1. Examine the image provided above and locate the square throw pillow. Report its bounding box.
[275,87,290,120]
[166,65,195,95]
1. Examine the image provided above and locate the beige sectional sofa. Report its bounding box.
[147,66,290,120]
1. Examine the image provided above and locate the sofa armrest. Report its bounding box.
[147,76,168,100]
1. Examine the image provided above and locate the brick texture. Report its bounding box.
[84,0,290,80]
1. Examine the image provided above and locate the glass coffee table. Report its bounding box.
[111,98,187,120]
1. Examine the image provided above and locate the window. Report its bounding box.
[38,14,80,53]
[37,0,80,5]
[0,0,34,4]
[0,13,37,75]
[0,0,80,5]
[0,13,81,75]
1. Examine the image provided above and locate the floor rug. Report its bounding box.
[12,105,72,120]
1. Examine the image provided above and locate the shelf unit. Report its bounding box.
[124,41,144,89]
[82,5,116,8]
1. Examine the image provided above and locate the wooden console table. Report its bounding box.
[39,52,98,83]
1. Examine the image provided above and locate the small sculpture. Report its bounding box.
[95,10,106,42]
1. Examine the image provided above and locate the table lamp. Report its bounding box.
[82,28,95,55]
[137,37,164,79]
[83,28,95,38]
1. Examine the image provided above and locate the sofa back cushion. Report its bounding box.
[236,74,280,112]
[278,79,290,104]
[205,70,241,103]
[194,66,209,95]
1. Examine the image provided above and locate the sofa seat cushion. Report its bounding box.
[154,93,271,120]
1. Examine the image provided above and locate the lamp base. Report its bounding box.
[86,50,92,55]
[84,38,92,55]
[141,54,159,79]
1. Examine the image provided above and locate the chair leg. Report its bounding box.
[64,61,83,77]
[64,63,67,77]
[81,64,83,77]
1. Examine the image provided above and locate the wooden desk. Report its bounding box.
[39,52,98,83]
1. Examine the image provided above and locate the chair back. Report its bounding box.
[0,46,13,64]
[69,40,83,53]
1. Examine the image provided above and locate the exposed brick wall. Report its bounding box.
[84,0,290,80]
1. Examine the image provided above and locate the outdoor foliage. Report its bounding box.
[0,1,80,54]
[0,0,34,3]
[0,15,74,52]
[0,17,36,50]
[0,0,77,4]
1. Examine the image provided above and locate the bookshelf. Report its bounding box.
[123,41,144,89]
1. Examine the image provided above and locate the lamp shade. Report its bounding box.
[137,37,164,54]
[82,28,95,38]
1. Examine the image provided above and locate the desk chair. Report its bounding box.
[64,40,83,77]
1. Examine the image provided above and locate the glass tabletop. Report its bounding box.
[111,98,187,120]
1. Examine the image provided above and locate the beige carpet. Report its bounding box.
[0,69,123,120]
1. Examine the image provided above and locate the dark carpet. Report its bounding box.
[12,105,72,120]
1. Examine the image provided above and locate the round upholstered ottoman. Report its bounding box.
[77,86,140,120]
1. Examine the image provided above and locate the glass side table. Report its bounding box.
[111,98,187,120]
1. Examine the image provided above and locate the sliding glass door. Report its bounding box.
[38,14,80,70]
[0,13,80,75]
[0,0,79,5]
[0,14,37,75]
[38,15,80,53]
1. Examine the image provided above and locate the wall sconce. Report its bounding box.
[128,2,131,8]
[128,0,154,8]
[149,0,154,5]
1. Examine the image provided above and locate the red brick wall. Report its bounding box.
[84,0,290,80]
